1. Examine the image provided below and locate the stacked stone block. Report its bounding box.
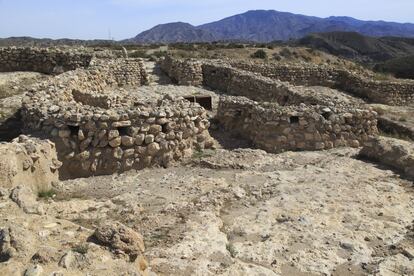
[218,96,378,153]
[0,47,93,74]
[21,55,212,178]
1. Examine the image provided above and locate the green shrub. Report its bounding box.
[251,49,268,59]
[38,189,56,199]
[279,48,292,58]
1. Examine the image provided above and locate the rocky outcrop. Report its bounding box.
[360,136,414,179]
[0,135,60,192]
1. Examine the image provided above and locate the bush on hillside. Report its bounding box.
[251,49,267,59]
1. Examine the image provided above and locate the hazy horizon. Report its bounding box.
[1,0,414,40]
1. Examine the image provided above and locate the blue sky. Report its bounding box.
[1,0,414,40]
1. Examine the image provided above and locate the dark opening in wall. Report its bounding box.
[322,112,331,120]
[184,95,213,111]
[289,116,299,124]
[68,125,80,136]
[118,126,129,136]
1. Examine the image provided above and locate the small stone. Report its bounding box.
[147,142,160,156]
[58,129,71,138]
[108,129,119,140]
[145,134,155,144]
[112,121,131,128]
[109,137,122,148]
[121,136,135,147]
[113,147,123,159]
[24,264,43,276]
[135,134,145,146]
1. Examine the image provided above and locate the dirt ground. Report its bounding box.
[1,146,414,275]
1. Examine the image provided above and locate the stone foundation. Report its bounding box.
[0,47,93,74]
[21,56,212,179]
[160,56,203,86]
[217,96,378,153]
[229,61,414,106]
[160,57,414,106]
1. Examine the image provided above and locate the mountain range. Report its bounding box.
[128,10,414,43]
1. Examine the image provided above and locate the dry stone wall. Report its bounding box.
[229,61,414,106]
[217,96,378,153]
[160,57,414,106]
[21,58,212,179]
[201,63,357,107]
[0,47,93,74]
[160,56,203,86]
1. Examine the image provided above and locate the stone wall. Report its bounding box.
[201,63,357,107]
[0,135,60,192]
[160,56,203,86]
[21,58,212,179]
[160,57,414,106]
[0,47,93,74]
[217,96,378,153]
[229,61,414,106]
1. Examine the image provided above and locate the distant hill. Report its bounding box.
[130,22,216,43]
[297,32,414,62]
[129,10,414,43]
[0,37,114,47]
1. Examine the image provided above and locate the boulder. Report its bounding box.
[92,222,145,261]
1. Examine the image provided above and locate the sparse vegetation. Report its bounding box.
[38,189,56,199]
[250,49,267,59]
[226,243,237,258]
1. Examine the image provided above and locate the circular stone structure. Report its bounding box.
[21,58,214,179]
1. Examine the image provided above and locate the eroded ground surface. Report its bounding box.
[2,147,413,275]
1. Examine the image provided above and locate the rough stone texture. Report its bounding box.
[218,96,378,153]
[160,56,203,86]
[21,56,212,178]
[0,47,92,75]
[10,185,44,215]
[0,135,60,192]
[161,56,414,106]
[360,136,414,179]
[230,60,414,106]
[202,63,358,107]
[92,222,145,261]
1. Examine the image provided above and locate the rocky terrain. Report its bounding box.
[1,145,414,275]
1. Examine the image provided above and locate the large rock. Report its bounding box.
[0,135,60,192]
[360,136,414,178]
[92,222,145,261]
[10,185,44,215]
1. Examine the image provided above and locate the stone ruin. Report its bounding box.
[16,53,213,179]
[4,47,414,180]
[0,47,93,75]
[160,56,379,153]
